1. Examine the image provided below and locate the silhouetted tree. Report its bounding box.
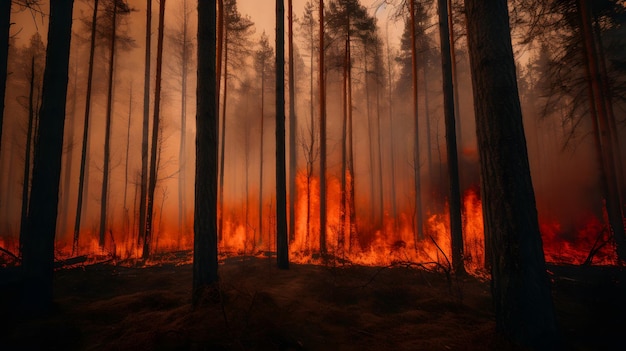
[277,0,289,269]
[21,0,75,313]
[193,0,219,306]
[464,0,558,347]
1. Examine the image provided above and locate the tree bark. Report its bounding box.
[19,57,37,255]
[22,0,74,313]
[276,0,289,269]
[438,0,465,275]
[0,0,11,157]
[193,0,219,306]
[318,0,327,255]
[73,0,100,255]
[144,0,166,259]
[288,0,297,243]
[464,0,558,347]
[178,0,190,247]
[409,0,423,244]
[99,1,118,249]
[259,60,265,246]
[139,0,152,248]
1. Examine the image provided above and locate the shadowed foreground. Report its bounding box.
[1,256,624,350]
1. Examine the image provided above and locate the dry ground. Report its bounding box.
[1,255,624,350]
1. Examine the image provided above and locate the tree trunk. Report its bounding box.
[0,0,11,157]
[178,0,189,247]
[578,0,626,262]
[73,0,99,255]
[139,0,152,248]
[288,0,297,243]
[365,43,376,226]
[123,83,132,239]
[385,26,397,222]
[340,37,348,251]
[319,0,327,255]
[218,27,228,242]
[409,0,423,244]
[216,0,224,241]
[21,0,74,313]
[193,0,218,306]
[437,0,465,275]
[347,37,356,251]
[374,45,384,230]
[276,0,289,269]
[99,1,118,249]
[464,0,558,347]
[60,60,78,239]
[259,65,265,247]
[448,0,461,147]
[19,57,37,255]
[144,0,166,259]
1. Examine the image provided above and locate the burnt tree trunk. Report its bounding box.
[276,0,289,269]
[21,0,75,313]
[193,0,219,306]
[73,0,99,255]
[409,0,423,244]
[319,0,327,255]
[144,0,166,259]
[99,1,118,249]
[0,0,11,157]
[139,0,152,248]
[438,0,465,275]
[288,0,297,243]
[464,0,558,347]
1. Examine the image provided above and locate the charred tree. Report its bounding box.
[437,0,465,275]
[193,0,219,306]
[276,0,289,269]
[288,0,297,243]
[319,0,327,255]
[73,0,100,255]
[0,0,10,156]
[21,0,74,313]
[144,0,166,259]
[138,0,152,249]
[464,0,558,347]
[409,0,424,243]
[99,0,119,249]
[19,57,37,255]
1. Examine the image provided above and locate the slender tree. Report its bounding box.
[437,0,465,274]
[99,0,119,249]
[19,57,37,255]
[318,0,327,255]
[409,0,424,243]
[144,0,166,259]
[0,0,11,156]
[73,0,100,255]
[277,0,289,269]
[21,0,75,313]
[138,0,152,249]
[464,0,558,346]
[193,0,219,306]
[288,0,297,243]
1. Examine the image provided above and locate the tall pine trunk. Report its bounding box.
[73,0,99,255]
[0,0,11,157]
[216,0,224,241]
[288,0,297,243]
[437,0,465,275]
[386,27,397,222]
[218,27,228,242]
[144,0,166,259]
[464,0,557,346]
[259,66,265,246]
[178,0,190,247]
[99,1,118,249]
[409,0,423,244]
[139,0,152,248]
[318,0,327,255]
[19,57,37,255]
[22,0,74,313]
[276,0,289,269]
[193,0,218,306]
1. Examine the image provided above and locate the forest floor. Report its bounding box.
[1,254,624,350]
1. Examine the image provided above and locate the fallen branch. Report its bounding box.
[0,246,20,262]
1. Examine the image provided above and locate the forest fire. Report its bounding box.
[3,174,615,272]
